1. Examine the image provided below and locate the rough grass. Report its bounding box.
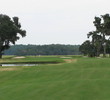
[0,56,110,100]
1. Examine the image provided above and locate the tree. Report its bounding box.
[94,14,110,56]
[106,40,110,57]
[87,14,110,57]
[0,14,26,58]
[87,31,102,56]
[79,40,96,57]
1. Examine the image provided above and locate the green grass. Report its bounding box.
[0,56,64,64]
[0,56,110,100]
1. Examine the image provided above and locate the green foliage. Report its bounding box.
[4,44,81,55]
[79,40,96,57]
[0,14,26,58]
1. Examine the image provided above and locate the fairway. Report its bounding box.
[0,56,110,100]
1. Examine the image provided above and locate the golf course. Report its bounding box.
[0,0,110,99]
[0,55,110,100]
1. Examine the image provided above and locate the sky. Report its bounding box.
[0,0,110,45]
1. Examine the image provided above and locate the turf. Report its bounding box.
[0,56,110,100]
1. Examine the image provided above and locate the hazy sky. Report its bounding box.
[0,0,110,45]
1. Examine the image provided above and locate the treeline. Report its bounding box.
[4,44,81,56]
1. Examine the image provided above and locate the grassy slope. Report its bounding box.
[0,56,110,100]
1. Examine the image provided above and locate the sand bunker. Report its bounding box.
[13,56,25,59]
[64,59,77,63]
[60,57,72,58]
[0,68,20,71]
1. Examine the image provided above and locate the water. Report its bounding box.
[0,64,38,66]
